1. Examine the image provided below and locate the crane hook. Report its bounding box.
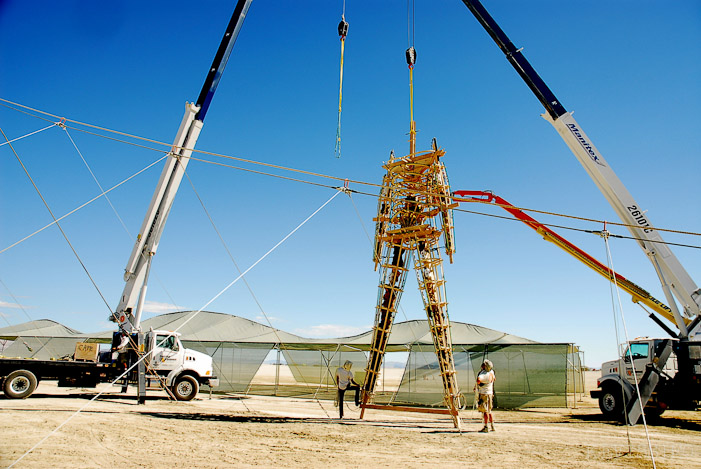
[405,46,416,68]
[338,18,349,38]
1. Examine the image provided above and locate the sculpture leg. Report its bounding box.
[415,241,462,429]
[362,244,411,413]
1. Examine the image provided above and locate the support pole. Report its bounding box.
[137,332,146,404]
[275,346,280,396]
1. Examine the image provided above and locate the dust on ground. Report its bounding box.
[1,381,699,468]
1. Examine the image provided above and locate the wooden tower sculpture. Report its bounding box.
[359,120,462,428]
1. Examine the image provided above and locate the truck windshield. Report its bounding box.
[625,343,649,361]
[155,335,178,351]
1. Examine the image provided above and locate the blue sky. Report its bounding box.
[1,1,699,368]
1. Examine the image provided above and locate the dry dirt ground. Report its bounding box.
[1,381,699,468]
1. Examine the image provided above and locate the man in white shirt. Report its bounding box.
[335,360,360,418]
[475,359,496,432]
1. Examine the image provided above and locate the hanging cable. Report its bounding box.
[0,123,56,147]
[601,226,657,467]
[62,126,133,237]
[2,98,699,240]
[2,99,699,253]
[407,0,415,48]
[334,2,349,159]
[0,155,168,255]
[405,0,417,156]
[0,127,113,316]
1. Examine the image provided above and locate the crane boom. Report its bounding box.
[460,0,700,337]
[113,0,253,333]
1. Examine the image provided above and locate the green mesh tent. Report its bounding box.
[0,311,583,408]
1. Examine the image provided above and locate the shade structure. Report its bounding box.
[0,311,583,408]
[393,343,582,408]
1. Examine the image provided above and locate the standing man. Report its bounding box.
[475,359,496,432]
[335,360,360,419]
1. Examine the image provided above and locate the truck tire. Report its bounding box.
[172,375,199,401]
[3,369,38,399]
[599,382,624,419]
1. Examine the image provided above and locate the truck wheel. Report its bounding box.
[3,369,38,399]
[599,383,624,419]
[172,375,199,401]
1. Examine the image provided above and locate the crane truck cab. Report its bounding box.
[591,338,701,421]
[143,330,219,401]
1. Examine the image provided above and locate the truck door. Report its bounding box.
[622,342,651,385]
[150,333,182,372]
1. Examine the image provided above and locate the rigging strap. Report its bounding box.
[335,16,349,158]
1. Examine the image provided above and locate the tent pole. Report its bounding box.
[275,345,280,396]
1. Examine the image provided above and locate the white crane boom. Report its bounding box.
[544,112,699,335]
[114,104,202,332]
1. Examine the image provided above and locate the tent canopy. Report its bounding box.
[0,312,582,408]
[0,311,539,350]
[0,319,83,339]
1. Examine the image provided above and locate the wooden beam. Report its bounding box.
[361,403,458,416]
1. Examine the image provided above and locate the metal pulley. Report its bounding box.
[338,18,349,38]
[405,46,416,67]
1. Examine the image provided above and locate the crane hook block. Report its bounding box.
[405,47,417,66]
[338,19,349,38]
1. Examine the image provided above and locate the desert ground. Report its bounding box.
[1,370,699,468]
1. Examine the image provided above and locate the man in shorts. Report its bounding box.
[475,359,496,432]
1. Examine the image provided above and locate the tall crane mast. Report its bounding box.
[460,0,700,338]
[112,0,253,333]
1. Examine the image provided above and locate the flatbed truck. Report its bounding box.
[1,330,218,401]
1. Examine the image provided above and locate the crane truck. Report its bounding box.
[460,0,700,423]
[0,329,216,401]
[1,0,254,401]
